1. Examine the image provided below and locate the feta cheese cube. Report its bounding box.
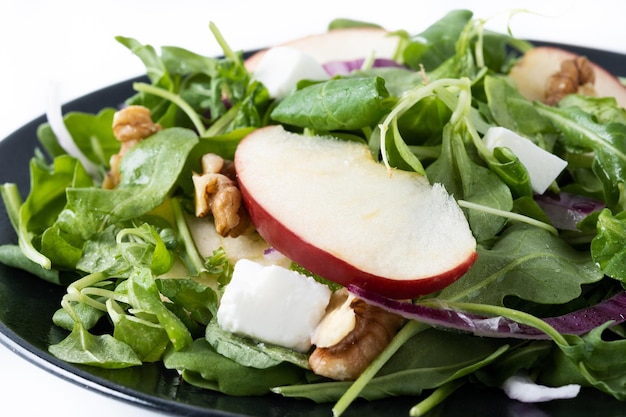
[252,46,329,99]
[217,259,331,352]
[483,126,568,194]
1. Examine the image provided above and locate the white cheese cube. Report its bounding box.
[217,259,331,352]
[252,46,329,99]
[483,127,568,194]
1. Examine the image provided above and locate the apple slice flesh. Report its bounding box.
[234,125,477,299]
[509,46,626,108]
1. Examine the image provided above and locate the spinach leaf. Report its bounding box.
[270,77,391,131]
[55,127,197,243]
[0,244,66,285]
[157,277,219,324]
[108,299,171,362]
[403,9,473,71]
[3,154,92,269]
[438,223,604,306]
[205,320,310,370]
[484,75,553,139]
[127,267,193,351]
[52,301,105,331]
[275,327,510,402]
[164,339,306,396]
[49,322,142,368]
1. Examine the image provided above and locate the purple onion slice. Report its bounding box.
[349,284,626,339]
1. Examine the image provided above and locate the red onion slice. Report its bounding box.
[349,284,626,339]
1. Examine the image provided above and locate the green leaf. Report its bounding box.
[275,327,510,402]
[108,299,170,362]
[548,324,626,400]
[164,339,305,396]
[49,322,141,368]
[426,124,512,241]
[60,109,120,167]
[127,267,193,351]
[270,77,391,131]
[535,103,626,207]
[484,76,553,137]
[157,277,218,324]
[52,301,105,331]
[403,9,473,71]
[438,223,604,306]
[55,127,198,242]
[0,244,67,285]
[204,320,310,369]
[591,208,626,282]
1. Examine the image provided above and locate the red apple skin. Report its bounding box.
[236,149,478,300]
[239,179,477,299]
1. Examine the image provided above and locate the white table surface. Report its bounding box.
[1,0,625,415]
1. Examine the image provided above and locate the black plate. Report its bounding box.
[1,42,626,417]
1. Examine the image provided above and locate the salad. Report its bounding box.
[2,8,626,417]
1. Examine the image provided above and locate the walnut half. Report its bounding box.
[309,288,405,381]
[192,153,252,238]
[544,56,596,105]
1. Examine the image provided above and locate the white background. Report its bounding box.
[1,0,625,415]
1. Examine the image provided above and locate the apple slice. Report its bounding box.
[244,27,399,72]
[509,46,626,108]
[234,125,477,299]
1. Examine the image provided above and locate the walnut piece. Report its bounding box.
[193,153,252,238]
[103,105,162,189]
[544,56,596,105]
[308,288,405,381]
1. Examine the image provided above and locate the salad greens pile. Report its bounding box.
[3,8,626,416]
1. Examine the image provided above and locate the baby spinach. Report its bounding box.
[55,127,197,245]
[402,9,473,71]
[164,339,306,396]
[274,327,511,402]
[49,321,143,368]
[205,320,310,370]
[270,77,392,131]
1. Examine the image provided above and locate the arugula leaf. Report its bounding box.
[535,103,626,208]
[426,124,512,242]
[591,208,626,282]
[547,324,626,400]
[438,223,604,306]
